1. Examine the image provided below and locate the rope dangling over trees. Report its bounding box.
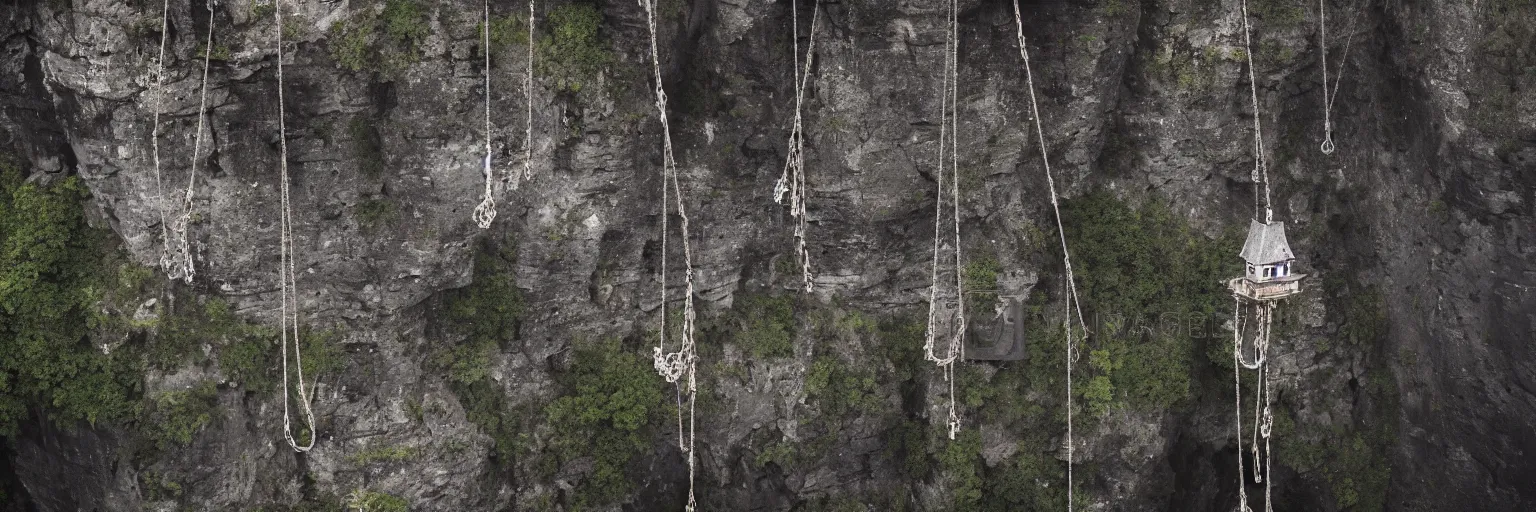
[472,0,497,229]
[774,0,820,293]
[1011,2,1090,508]
[1317,0,1365,154]
[274,1,317,453]
[639,0,700,508]
[923,0,965,441]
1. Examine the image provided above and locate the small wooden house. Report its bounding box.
[1229,220,1305,301]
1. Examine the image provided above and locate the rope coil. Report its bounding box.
[274,0,318,453]
[774,0,820,293]
[1012,2,1090,508]
[640,0,699,508]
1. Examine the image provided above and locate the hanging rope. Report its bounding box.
[148,0,182,280]
[472,0,497,229]
[1231,299,1251,512]
[773,0,820,293]
[1012,2,1090,508]
[1231,1,1282,508]
[1317,0,1365,154]
[923,0,965,441]
[1230,299,1276,512]
[1238,0,1272,224]
[521,0,535,181]
[275,0,317,453]
[640,0,699,509]
[164,0,219,284]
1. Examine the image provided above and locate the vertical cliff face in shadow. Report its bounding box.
[0,0,1530,510]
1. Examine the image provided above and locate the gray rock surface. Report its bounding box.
[0,0,1531,510]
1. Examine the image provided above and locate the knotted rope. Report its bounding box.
[923,0,965,441]
[639,0,700,508]
[773,0,820,293]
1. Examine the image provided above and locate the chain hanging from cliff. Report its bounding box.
[640,0,700,509]
[1317,0,1366,155]
[275,1,318,453]
[774,0,820,293]
[1238,0,1272,224]
[472,0,497,229]
[922,0,965,442]
[1012,2,1090,508]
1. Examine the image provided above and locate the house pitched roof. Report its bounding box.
[1239,220,1295,264]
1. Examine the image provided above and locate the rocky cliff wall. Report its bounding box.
[0,0,1531,510]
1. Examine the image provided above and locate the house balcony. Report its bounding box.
[1228,274,1305,302]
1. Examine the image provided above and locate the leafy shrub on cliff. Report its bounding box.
[728,294,797,358]
[142,380,219,450]
[544,338,665,508]
[539,3,612,93]
[0,160,139,433]
[328,0,432,74]
[1058,192,1241,414]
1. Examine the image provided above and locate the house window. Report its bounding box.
[1278,263,1288,277]
[1248,264,1256,276]
[1262,266,1275,278]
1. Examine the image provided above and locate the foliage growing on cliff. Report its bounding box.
[539,3,612,94]
[141,380,218,450]
[1059,192,1241,414]
[345,489,409,512]
[805,355,883,419]
[544,338,665,508]
[435,240,529,470]
[0,160,139,434]
[726,294,797,358]
[963,252,1002,313]
[328,0,432,74]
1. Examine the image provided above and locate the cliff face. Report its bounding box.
[0,0,1531,510]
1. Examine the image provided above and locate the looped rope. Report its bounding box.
[639,0,700,508]
[924,0,966,442]
[774,0,820,293]
[1232,297,1278,509]
[474,0,496,229]
[151,0,172,276]
[149,0,207,283]
[1317,0,1365,155]
[274,0,317,453]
